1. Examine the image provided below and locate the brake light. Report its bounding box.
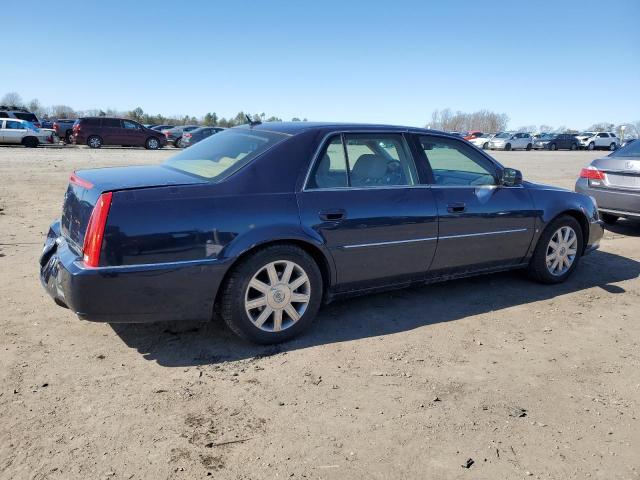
[580,167,606,180]
[183,133,192,138]
[82,192,113,267]
[69,172,94,189]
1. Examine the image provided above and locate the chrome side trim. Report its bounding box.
[340,228,529,249]
[74,257,221,272]
[341,236,437,249]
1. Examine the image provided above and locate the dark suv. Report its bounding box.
[72,117,168,149]
[533,133,579,151]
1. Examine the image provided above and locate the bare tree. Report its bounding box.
[430,109,509,133]
[1,92,23,106]
[589,122,615,132]
[539,124,553,133]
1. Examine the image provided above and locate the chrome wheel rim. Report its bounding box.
[609,143,615,151]
[89,137,100,148]
[245,260,311,332]
[546,226,578,276]
[148,138,158,149]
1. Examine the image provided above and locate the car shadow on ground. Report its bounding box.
[604,219,640,237]
[111,250,639,367]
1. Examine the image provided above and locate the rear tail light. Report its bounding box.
[69,172,94,189]
[183,133,192,138]
[580,167,606,180]
[82,192,113,267]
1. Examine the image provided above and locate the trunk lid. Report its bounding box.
[592,156,640,190]
[60,165,207,250]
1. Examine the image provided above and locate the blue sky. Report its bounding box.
[3,0,639,129]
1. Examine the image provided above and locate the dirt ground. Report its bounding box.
[1,145,639,480]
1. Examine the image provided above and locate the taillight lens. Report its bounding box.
[580,167,606,180]
[183,133,192,138]
[82,192,113,267]
[69,172,94,189]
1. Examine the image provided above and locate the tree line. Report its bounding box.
[0,92,307,128]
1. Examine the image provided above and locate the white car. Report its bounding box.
[575,132,620,151]
[467,133,494,149]
[0,118,54,147]
[488,132,533,151]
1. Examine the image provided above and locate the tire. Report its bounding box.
[87,135,102,148]
[482,142,489,150]
[145,137,160,150]
[587,142,595,151]
[505,143,512,151]
[173,137,182,148]
[526,143,532,151]
[609,143,617,151]
[21,136,38,148]
[527,215,583,284]
[219,244,323,344]
[570,143,577,151]
[601,213,619,225]
[65,131,73,144]
[549,143,557,151]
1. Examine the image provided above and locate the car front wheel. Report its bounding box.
[609,143,617,151]
[145,137,160,150]
[505,143,512,151]
[527,215,583,284]
[587,142,595,151]
[219,245,323,344]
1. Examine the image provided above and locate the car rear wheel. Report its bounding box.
[526,143,532,151]
[482,142,489,149]
[549,143,557,151]
[527,215,583,284]
[219,245,323,344]
[145,137,160,150]
[173,137,182,148]
[587,142,595,151]
[570,143,577,150]
[601,213,619,225]
[21,136,38,148]
[87,136,102,148]
[609,143,617,151]
[65,131,73,144]
[505,143,512,151]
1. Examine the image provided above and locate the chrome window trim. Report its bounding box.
[340,228,529,249]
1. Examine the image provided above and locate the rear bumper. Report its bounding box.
[575,179,640,218]
[40,221,230,323]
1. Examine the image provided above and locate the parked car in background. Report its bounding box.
[0,106,41,127]
[467,133,493,149]
[489,132,533,151]
[0,118,53,147]
[575,139,640,224]
[164,125,200,147]
[463,131,483,140]
[576,132,620,151]
[53,119,77,144]
[40,119,54,129]
[621,138,636,148]
[150,124,175,132]
[40,122,603,344]
[533,133,579,151]
[72,117,167,149]
[180,126,224,147]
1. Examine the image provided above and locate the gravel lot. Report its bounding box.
[1,145,639,480]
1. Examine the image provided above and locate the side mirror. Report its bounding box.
[501,167,523,187]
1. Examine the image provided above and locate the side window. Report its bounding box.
[610,133,616,137]
[0,112,8,118]
[344,133,417,187]
[102,118,120,128]
[307,135,348,189]
[598,133,608,138]
[123,120,139,130]
[6,120,24,129]
[419,135,497,186]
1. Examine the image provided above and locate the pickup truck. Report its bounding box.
[53,119,77,144]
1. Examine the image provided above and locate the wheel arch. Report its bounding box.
[547,209,590,254]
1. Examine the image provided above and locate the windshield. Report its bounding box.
[164,128,289,181]
[494,132,511,139]
[611,140,640,158]
[13,112,38,122]
[578,132,595,137]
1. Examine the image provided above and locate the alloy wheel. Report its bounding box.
[244,260,311,332]
[545,226,578,276]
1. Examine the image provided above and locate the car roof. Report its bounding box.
[235,121,447,136]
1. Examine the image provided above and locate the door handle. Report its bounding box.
[447,202,466,213]
[319,209,346,222]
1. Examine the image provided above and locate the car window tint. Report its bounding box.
[0,112,8,118]
[103,118,121,128]
[344,133,417,187]
[6,120,24,129]
[598,133,608,138]
[123,120,138,130]
[307,135,348,189]
[419,136,496,186]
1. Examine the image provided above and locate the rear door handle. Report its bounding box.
[319,209,346,222]
[447,202,466,213]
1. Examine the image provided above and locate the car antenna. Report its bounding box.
[245,114,261,127]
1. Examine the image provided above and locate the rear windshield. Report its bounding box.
[13,112,38,122]
[611,140,640,157]
[164,128,289,181]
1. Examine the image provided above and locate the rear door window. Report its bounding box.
[103,118,121,128]
[123,120,140,130]
[6,120,24,129]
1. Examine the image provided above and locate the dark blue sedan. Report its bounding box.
[40,122,604,343]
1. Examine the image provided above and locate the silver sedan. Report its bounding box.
[575,140,640,224]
